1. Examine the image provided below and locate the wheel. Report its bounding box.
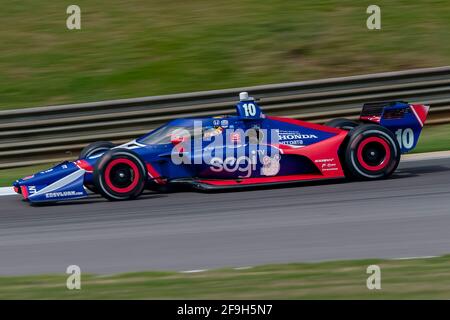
[343,124,400,180]
[93,149,147,201]
[79,141,116,159]
[325,118,359,130]
[79,141,116,193]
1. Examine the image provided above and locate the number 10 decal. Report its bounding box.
[242,103,257,117]
[395,128,414,149]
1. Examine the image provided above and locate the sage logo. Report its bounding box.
[209,155,257,178]
[66,265,81,290]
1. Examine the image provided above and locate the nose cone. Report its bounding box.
[12,161,89,202]
[12,182,21,194]
[14,161,78,188]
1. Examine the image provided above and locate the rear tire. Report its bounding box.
[325,118,359,130]
[93,149,147,201]
[343,124,400,180]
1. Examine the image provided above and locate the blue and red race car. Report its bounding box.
[13,92,429,204]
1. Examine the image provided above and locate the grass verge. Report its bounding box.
[0,164,55,187]
[1,0,450,109]
[1,255,450,299]
[413,123,450,153]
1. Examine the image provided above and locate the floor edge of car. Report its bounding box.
[169,175,345,191]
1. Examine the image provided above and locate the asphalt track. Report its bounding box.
[0,156,450,275]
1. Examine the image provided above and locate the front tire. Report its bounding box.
[79,141,116,159]
[79,141,116,193]
[93,149,147,201]
[343,124,400,180]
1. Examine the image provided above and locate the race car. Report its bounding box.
[13,92,429,204]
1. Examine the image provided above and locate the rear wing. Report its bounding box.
[360,101,430,153]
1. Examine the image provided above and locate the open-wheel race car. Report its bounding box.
[13,92,429,204]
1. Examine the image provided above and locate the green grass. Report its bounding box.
[1,255,450,299]
[1,0,450,109]
[1,122,449,187]
[0,163,54,187]
[413,123,450,153]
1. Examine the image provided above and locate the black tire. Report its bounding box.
[343,124,400,180]
[79,141,116,159]
[93,149,147,201]
[325,118,359,130]
[79,141,116,193]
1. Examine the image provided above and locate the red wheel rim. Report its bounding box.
[104,159,140,193]
[356,136,391,171]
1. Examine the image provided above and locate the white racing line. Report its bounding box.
[0,187,15,196]
[179,269,208,273]
[177,256,444,274]
[391,255,438,260]
[402,150,450,162]
[179,266,254,273]
[0,151,449,198]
